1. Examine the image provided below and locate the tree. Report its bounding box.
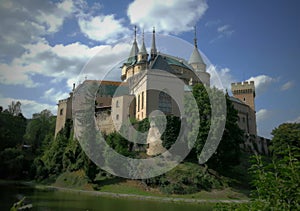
[187,83,243,170]
[24,109,56,154]
[270,123,300,157]
[0,111,26,151]
[215,123,300,210]
[8,101,22,116]
[208,93,244,170]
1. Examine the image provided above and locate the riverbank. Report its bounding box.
[37,184,249,204]
[1,179,249,205]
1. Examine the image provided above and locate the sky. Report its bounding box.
[0,0,299,138]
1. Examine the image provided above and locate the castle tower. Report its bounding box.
[121,26,139,81]
[231,81,256,111]
[55,85,74,137]
[231,81,257,135]
[128,25,139,61]
[137,30,148,63]
[189,26,210,86]
[150,27,157,60]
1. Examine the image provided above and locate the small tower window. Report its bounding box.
[116,114,119,120]
[116,100,119,108]
[60,108,63,115]
[141,92,144,109]
[243,97,246,101]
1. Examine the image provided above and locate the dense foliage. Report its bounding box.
[215,123,300,210]
[187,83,244,171]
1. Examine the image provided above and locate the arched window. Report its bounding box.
[116,100,119,108]
[158,91,172,114]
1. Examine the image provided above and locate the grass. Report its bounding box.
[53,170,93,190]
[97,179,249,200]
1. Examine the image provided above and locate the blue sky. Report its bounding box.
[0,0,299,138]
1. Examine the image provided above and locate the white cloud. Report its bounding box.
[127,0,208,33]
[246,75,276,95]
[42,88,69,104]
[78,14,130,43]
[208,65,236,91]
[0,40,130,88]
[256,109,272,123]
[37,0,75,33]
[0,96,57,118]
[205,20,220,27]
[217,25,229,33]
[281,81,294,91]
[0,0,75,62]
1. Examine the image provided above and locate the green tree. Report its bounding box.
[208,94,244,170]
[0,147,24,179]
[188,84,243,170]
[0,110,26,151]
[24,109,56,154]
[215,123,300,210]
[270,123,300,157]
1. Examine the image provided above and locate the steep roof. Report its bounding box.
[150,55,177,74]
[189,47,205,65]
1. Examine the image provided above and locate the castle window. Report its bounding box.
[141,92,144,109]
[242,117,246,123]
[138,94,140,112]
[158,91,172,114]
[116,114,119,120]
[116,100,119,108]
[60,108,63,115]
[243,97,246,101]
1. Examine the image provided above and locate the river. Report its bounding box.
[0,183,214,210]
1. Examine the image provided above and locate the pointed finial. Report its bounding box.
[151,26,157,59]
[134,25,137,41]
[194,25,198,48]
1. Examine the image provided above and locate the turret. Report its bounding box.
[121,26,139,81]
[188,26,206,72]
[128,25,139,63]
[137,30,148,63]
[188,26,210,86]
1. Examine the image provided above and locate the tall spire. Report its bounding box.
[137,29,148,63]
[139,29,147,55]
[150,27,157,60]
[188,25,206,72]
[194,25,198,48]
[128,25,139,59]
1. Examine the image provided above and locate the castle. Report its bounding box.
[55,27,269,155]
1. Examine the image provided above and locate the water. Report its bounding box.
[0,183,214,210]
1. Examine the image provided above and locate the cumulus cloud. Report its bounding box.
[0,96,57,118]
[0,0,75,62]
[42,88,69,104]
[281,81,294,91]
[127,0,208,33]
[256,109,272,123]
[246,75,276,95]
[78,14,130,43]
[0,40,131,88]
[208,65,236,91]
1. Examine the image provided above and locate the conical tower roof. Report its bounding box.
[188,26,205,67]
[139,30,147,55]
[127,26,139,62]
